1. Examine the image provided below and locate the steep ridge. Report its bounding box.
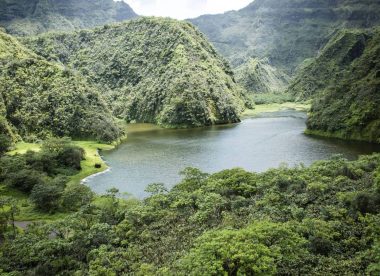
[288,29,371,100]
[23,17,245,127]
[290,28,380,143]
[0,0,137,36]
[0,30,121,142]
[235,58,290,94]
[190,0,380,73]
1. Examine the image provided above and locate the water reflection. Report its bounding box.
[86,111,380,198]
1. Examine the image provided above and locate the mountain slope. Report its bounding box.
[288,29,371,100]
[0,30,121,142]
[23,17,245,127]
[190,0,380,73]
[290,28,380,143]
[234,58,290,94]
[0,0,137,36]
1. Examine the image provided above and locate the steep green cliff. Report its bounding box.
[289,28,380,143]
[0,31,121,142]
[0,0,137,36]
[191,0,380,73]
[23,17,245,127]
[235,58,290,94]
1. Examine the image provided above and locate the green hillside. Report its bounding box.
[0,0,137,36]
[0,31,121,142]
[235,58,290,94]
[23,17,245,127]
[290,28,380,143]
[190,0,380,73]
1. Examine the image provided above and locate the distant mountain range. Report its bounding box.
[191,0,380,72]
[0,0,138,35]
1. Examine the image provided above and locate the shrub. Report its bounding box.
[30,178,65,211]
[0,135,11,155]
[351,192,380,214]
[6,169,45,193]
[61,184,94,211]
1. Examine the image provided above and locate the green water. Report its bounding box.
[85,111,380,198]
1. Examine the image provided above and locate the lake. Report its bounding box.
[85,110,380,198]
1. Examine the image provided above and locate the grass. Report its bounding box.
[2,139,121,222]
[0,184,68,221]
[68,141,116,186]
[8,140,118,186]
[242,102,311,118]
[8,142,41,155]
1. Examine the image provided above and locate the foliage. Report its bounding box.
[235,57,290,94]
[1,154,380,274]
[0,31,121,142]
[30,177,65,211]
[0,0,137,36]
[177,221,307,275]
[253,93,295,105]
[190,0,380,73]
[0,196,19,239]
[23,17,246,128]
[61,184,94,211]
[0,134,11,155]
[289,28,380,143]
[0,138,87,213]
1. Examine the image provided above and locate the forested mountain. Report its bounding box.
[191,0,380,72]
[288,28,380,143]
[0,30,121,142]
[235,58,290,94]
[190,0,380,95]
[23,17,245,127]
[0,0,137,36]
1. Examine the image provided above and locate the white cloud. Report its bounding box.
[122,0,252,19]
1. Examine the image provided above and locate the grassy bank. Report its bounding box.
[9,140,118,185]
[305,129,380,144]
[68,141,116,185]
[3,140,120,221]
[242,102,311,118]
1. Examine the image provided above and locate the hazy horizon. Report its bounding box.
[121,0,252,19]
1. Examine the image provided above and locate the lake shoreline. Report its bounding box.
[86,107,380,199]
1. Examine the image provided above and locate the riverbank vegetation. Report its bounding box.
[289,28,380,143]
[0,138,114,222]
[190,0,380,144]
[1,153,380,274]
[242,102,311,118]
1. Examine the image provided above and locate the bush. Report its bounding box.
[351,192,380,214]
[61,184,94,211]
[56,146,84,170]
[40,138,84,173]
[0,135,11,155]
[30,177,66,211]
[6,169,45,193]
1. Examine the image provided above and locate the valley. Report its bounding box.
[0,0,380,275]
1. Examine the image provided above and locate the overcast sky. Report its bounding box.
[122,0,252,19]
